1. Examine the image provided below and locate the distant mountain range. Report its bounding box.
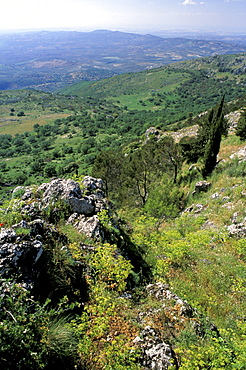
[1,29,246,91]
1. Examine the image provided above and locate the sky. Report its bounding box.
[0,0,246,34]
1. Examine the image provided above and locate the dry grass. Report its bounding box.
[0,113,69,135]
[219,134,245,159]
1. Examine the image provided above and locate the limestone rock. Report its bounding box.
[201,220,217,230]
[36,177,107,216]
[68,196,95,216]
[67,213,104,240]
[183,203,206,214]
[210,192,220,199]
[222,202,235,210]
[225,110,242,133]
[230,146,246,161]
[145,127,161,141]
[83,176,105,197]
[10,176,112,243]
[0,226,43,281]
[38,178,82,207]
[146,282,194,317]
[134,326,174,370]
[227,222,246,238]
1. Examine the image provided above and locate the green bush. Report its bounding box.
[0,281,80,370]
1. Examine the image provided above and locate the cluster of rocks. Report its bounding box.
[133,283,197,370]
[146,283,194,317]
[13,176,109,240]
[0,177,111,288]
[0,219,58,287]
[225,110,242,133]
[133,282,221,369]
[227,211,246,238]
[134,326,175,370]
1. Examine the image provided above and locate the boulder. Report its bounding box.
[67,213,104,240]
[38,178,82,207]
[68,196,96,216]
[36,177,106,216]
[12,177,108,223]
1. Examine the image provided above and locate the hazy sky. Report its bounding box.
[1,0,246,33]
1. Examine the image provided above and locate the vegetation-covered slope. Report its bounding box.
[60,53,246,113]
[1,112,246,369]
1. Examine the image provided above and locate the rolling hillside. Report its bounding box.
[60,53,246,115]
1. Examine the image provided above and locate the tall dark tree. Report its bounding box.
[202,96,227,178]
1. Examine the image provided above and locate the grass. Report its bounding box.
[0,112,70,136]
[219,134,245,159]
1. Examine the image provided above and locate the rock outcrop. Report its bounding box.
[134,326,174,370]
[133,282,220,369]
[0,219,56,288]
[228,223,246,237]
[15,176,109,239]
[146,282,195,318]
[0,177,111,291]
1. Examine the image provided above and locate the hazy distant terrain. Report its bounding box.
[1,29,246,91]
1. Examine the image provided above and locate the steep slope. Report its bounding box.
[1,139,246,369]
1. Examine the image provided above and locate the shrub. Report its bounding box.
[0,280,80,370]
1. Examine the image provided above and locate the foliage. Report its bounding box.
[144,176,185,221]
[88,242,133,292]
[202,96,228,177]
[71,242,140,370]
[92,150,124,197]
[235,109,246,140]
[0,280,80,370]
[0,55,246,370]
[0,198,26,226]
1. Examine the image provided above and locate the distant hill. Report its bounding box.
[60,53,246,115]
[1,30,246,91]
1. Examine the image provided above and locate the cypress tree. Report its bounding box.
[202,96,226,178]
